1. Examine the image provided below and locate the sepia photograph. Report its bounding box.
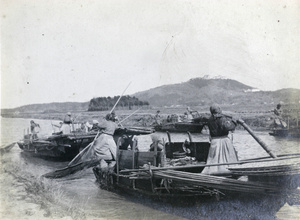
[1,0,300,219]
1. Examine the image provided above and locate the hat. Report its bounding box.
[67,112,71,116]
[151,133,162,142]
[210,104,222,116]
[105,113,113,121]
[92,120,99,124]
[277,103,281,108]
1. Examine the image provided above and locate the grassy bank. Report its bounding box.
[1,105,300,131]
[0,153,87,220]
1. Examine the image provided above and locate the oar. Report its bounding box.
[44,83,132,179]
[0,142,17,154]
[237,119,277,158]
[119,107,141,124]
[110,82,131,114]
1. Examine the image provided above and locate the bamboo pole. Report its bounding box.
[237,119,277,158]
[110,82,131,114]
[120,154,300,173]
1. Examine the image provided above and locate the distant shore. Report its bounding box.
[1,107,288,131]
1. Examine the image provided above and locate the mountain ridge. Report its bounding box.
[2,77,300,113]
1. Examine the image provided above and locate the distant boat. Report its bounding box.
[17,127,154,161]
[154,121,205,133]
[269,127,300,138]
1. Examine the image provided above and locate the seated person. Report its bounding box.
[182,139,191,155]
[118,134,134,150]
[149,134,164,152]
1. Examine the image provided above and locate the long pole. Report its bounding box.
[119,108,141,123]
[110,82,131,114]
[120,154,299,173]
[237,119,277,158]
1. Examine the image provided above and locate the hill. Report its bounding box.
[1,102,89,114]
[1,77,300,114]
[133,77,300,108]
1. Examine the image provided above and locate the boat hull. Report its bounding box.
[17,127,154,161]
[154,122,205,133]
[269,127,300,138]
[93,135,300,200]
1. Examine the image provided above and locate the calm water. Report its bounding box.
[1,117,300,219]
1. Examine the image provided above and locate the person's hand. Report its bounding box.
[236,118,244,124]
[232,115,242,124]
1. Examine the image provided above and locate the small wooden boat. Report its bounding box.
[154,122,205,133]
[93,132,300,201]
[269,127,300,138]
[17,127,154,161]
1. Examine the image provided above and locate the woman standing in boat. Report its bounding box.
[61,112,73,134]
[93,113,118,171]
[30,120,40,139]
[201,104,239,175]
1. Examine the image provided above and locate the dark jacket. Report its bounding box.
[206,115,236,137]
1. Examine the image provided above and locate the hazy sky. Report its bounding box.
[1,0,299,108]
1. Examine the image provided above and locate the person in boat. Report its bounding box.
[111,111,119,122]
[273,103,287,129]
[182,112,193,122]
[201,104,239,175]
[76,122,88,133]
[118,134,136,150]
[30,120,40,139]
[93,113,118,172]
[149,133,164,152]
[90,120,100,131]
[153,110,162,125]
[53,121,63,134]
[187,107,199,118]
[61,112,73,134]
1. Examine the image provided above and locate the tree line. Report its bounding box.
[88,95,150,111]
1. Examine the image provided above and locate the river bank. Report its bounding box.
[0,107,287,131]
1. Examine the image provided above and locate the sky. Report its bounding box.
[1,0,300,109]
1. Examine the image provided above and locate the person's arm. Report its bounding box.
[222,117,236,131]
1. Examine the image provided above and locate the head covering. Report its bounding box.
[210,104,222,117]
[151,133,162,143]
[92,120,99,124]
[67,112,71,116]
[277,103,281,108]
[105,113,113,121]
[30,120,34,123]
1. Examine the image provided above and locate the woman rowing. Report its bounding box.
[93,113,118,172]
[201,104,241,175]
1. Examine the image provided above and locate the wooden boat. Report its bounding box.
[17,127,154,161]
[269,127,300,138]
[93,132,300,201]
[154,122,205,133]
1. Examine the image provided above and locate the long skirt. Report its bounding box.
[202,136,238,175]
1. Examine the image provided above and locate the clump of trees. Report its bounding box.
[88,95,149,111]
